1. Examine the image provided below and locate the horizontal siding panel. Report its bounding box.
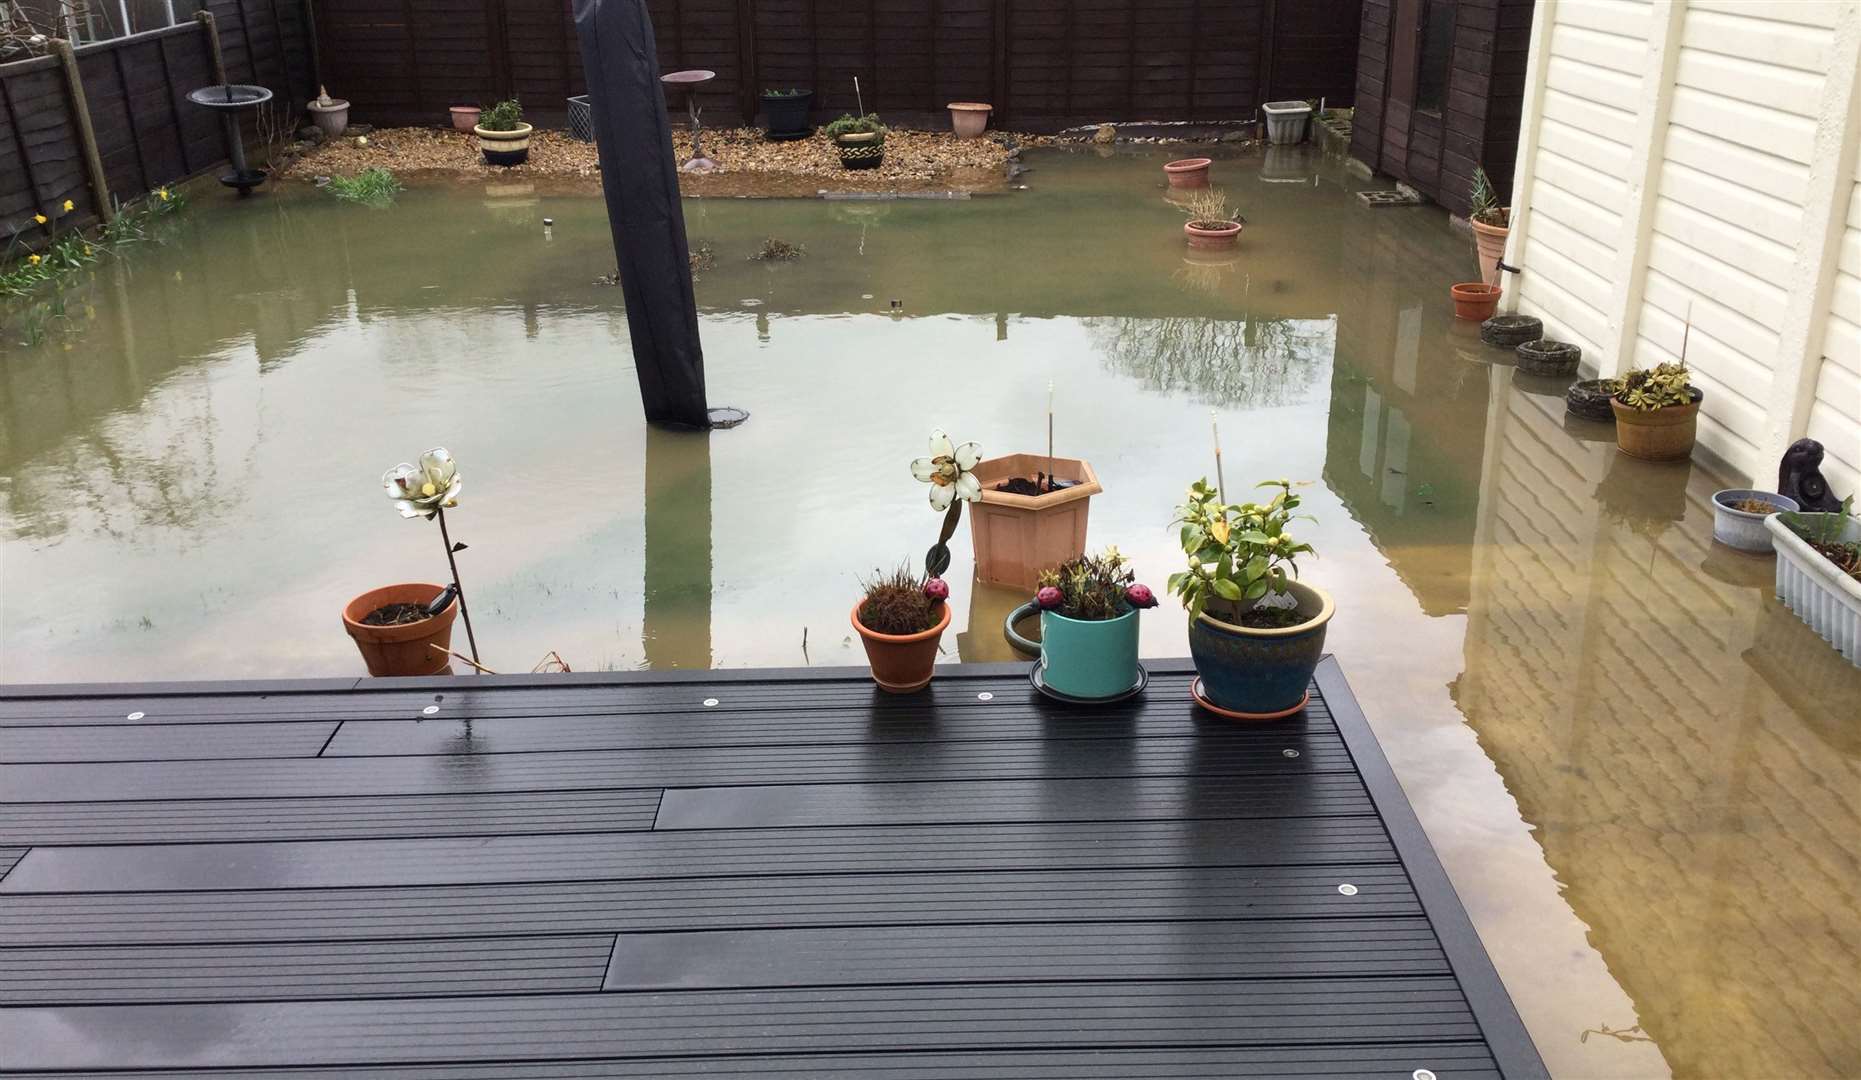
[1662,125,1810,207]
[1673,47,1825,119]
[1537,114,1634,181]
[1656,159,1805,244]
[1645,233,1789,332]
[1531,175,1625,251]
[1824,312,1861,378]
[1668,84,1817,166]
[1688,0,1840,31]
[1548,20,1644,75]
[1642,267,1784,371]
[1649,196,1794,286]
[1531,146,1631,216]
[1553,0,1651,41]
[1543,53,1640,111]
[1680,7,1832,75]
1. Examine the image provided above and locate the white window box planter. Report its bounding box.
[1765,512,1861,667]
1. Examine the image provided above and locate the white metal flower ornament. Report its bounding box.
[383,448,462,520]
[910,430,982,511]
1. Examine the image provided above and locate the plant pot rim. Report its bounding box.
[1185,219,1243,236]
[947,101,993,111]
[762,89,814,98]
[451,105,482,113]
[1712,489,1799,517]
[1164,157,1212,172]
[1610,391,1703,418]
[1192,581,1334,638]
[850,599,952,644]
[1470,214,1510,236]
[836,130,881,144]
[972,454,1103,509]
[474,122,533,138]
[307,99,350,112]
[1451,281,1501,297]
[1041,604,1137,627]
[341,583,457,641]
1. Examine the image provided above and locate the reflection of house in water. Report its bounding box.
[1322,211,1491,615]
[1454,381,1861,1080]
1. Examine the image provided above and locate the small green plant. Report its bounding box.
[824,112,887,145]
[763,87,808,96]
[1613,362,1694,411]
[1470,166,1509,227]
[326,166,403,206]
[1175,186,1238,228]
[479,98,524,132]
[1036,549,1155,622]
[750,236,804,261]
[858,563,940,635]
[1782,496,1860,581]
[1168,478,1316,624]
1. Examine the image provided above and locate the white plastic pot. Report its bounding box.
[1765,512,1861,666]
[1261,100,1312,145]
[1711,489,1797,553]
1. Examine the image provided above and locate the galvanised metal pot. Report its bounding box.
[1188,581,1334,716]
[1039,605,1139,700]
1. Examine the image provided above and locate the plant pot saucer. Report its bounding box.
[1190,677,1309,721]
[1031,661,1148,704]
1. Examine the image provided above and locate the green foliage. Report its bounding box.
[858,563,938,635]
[326,166,403,207]
[762,87,809,96]
[1613,362,1695,411]
[1783,495,1856,547]
[479,98,524,131]
[3,188,187,346]
[824,112,887,145]
[1167,478,1316,621]
[1038,549,1136,622]
[1470,166,1509,227]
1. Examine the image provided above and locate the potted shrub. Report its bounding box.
[1030,549,1159,701]
[306,85,350,137]
[475,98,532,167]
[1450,282,1501,321]
[343,448,482,676]
[1168,478,1332,719]
[761,88,813,140]
[450,104,481,132]
[825,113,887,170]
[1712,489,1799,553]
[1164,157,1212,189]
[1766,500,1861,666]
[1175,186,1243,249]
[1469,166,1510,287]
[947,101,992,138]
[1611,361,1702,461]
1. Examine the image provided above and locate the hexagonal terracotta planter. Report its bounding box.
[967,454,1103,592]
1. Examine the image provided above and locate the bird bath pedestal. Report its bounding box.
[661,69,716,173]
[186,84,273,195]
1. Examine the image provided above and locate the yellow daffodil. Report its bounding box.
[28,254,41,265]
[82,245,92,256]
[33,213,46,225]
[156,189,170,201]
[61,199,73,212]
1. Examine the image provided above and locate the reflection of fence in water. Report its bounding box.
[1087,315,1330,409]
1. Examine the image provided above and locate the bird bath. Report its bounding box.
[661,69,716,173]
[186,83,273,195]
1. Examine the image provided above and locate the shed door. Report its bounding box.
[1381,0,1423,170]
[1381,0,1456,202]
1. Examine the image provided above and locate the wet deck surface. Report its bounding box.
[0,658,1544,1077]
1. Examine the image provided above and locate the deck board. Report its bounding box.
[0,658,1546,1078]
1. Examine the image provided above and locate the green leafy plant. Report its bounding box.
[762,87,808,96]
[1613,362,1695,411]
[326,166,403,206]
[479,98,524,132]
[1038,549,1138,622]
[1168,478,1316,623]
[824,112,887,145]
[1470,166,1509,227]
[858,563,940,635]
[1781,496,1860,582]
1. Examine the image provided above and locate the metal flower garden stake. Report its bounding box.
[910,429,983,577]
[383,448,480,665]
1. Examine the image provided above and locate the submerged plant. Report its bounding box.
[857,563,945,635]
[1470,166,1509,227]
[382,447,480,663]
[1169,478,1316,623]
[1613,362,1694,411]
[1036,548,1158,622]
[327,166,403,206]
[750,236,804,261]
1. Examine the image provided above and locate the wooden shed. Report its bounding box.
[1349,0,1533,216]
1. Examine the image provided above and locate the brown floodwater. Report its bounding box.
[2,143,1858,1079]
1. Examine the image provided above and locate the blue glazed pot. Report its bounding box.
[1188,581,1334,715]
[1039,606,1140,699]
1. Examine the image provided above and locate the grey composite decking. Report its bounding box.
[0,658,1547,1078]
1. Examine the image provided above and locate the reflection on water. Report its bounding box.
[3,144,1860,1079]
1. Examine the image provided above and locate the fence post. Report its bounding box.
[51,39,117,224]
[300,0,324,91]
[195,9,230,84]
[735,0,756,124]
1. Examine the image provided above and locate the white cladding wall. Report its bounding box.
[1504,0,1861,495]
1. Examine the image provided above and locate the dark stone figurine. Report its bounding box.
[1778,439,1845,512]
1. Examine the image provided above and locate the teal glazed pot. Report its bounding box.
[1039,605,1140,699]
[1188,581,1334,715]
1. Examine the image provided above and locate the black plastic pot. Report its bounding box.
[1481,314,1543,349]
[761,90,813,141]
[1566,379,1619,423]
[1516,338,1581,377]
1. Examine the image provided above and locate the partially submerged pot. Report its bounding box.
[342,583,458,677]
[1184,219,1242,249]
[1189,580,1333,718]
[1611,388,1702,462]
[1471,214,1509,287]
[947,101,992,138]
[1481,313,1542,349]
[1164,157,1211,189]
[450,105,482,132]
[1712,489,1798,553]
[1260,99,1312,145]
[1566,379,1618,423]
[475,122,533,166]
[851,600,951,693]
[968,454,1103,591]
[1450,282,1500,321]
[1515,338,1580,377]
[1766,512,1861,666]
[1040,606,1140,700]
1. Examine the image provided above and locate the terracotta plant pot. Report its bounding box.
[475,121,532,166]
[967,454,1104,591]
[1451,282,1501,321]
[947,101,992,138]
[449,106,481,132]
[1610,389,1703,462]
[342,583,459,677]
[1189,580,1334,717]
[1164,158,1211,189]
[851,600,952,693]
[1184,219,1243,249]
[1471,214,1509,287]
